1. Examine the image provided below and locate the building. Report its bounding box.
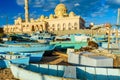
[3,0,86,34]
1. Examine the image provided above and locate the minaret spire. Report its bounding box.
[25,0,29,22]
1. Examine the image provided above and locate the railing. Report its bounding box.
[0,54,25,60]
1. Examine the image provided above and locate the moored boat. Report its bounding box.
[0,43,55,53]
[0,51,45,63]
[30,31,55,43]
[10,64,78,80]
[10,63,120,80]
[18,51,45,62]
[10,57,29,65]
[50,34,92,49]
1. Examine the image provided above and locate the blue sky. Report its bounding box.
[0,0,120,28]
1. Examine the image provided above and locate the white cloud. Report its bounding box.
[107,0,120,4]
[0,16,5,18]
[60,0,67,2]
[74,3,80,7]
[16,0,24,6]
[32,0,45,8]
[116,0,120,4]
[91,5,109,17]
[29,11,39,18]
[12,13,23,19]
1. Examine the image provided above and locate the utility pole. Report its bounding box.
[116,8,120,43]
[6,16,8,33]
[6,16,8,26]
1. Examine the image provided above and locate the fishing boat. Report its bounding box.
[17,51,45,62]
[10,63,78,80]
[50,34,93,49]
[0,54,29,65]
[10,57,29,65]
[10,63,120,80]
[0,43,55,53]
[30,31,55,43]
[0,51,44,63]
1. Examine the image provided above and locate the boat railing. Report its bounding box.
[0,54,25,60]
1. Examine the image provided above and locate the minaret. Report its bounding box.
[117,8,120,25]
[25,0,29,22]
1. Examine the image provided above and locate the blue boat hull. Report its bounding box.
[0,44,55,53]
[0,51,44,63]
[10,57,29,65]
[19,52,44,62]
[0,60,9,68]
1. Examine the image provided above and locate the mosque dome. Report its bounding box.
[54,3,67,17]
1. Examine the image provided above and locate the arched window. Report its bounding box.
[68,23,72,30]
[32,25,35,31]
[63,23,66,31]
[74,23,78,30]
[52,24,55,28]
[39,25,43,31]
[57,24,60,31]
[35,25,39,31]
[51,24,55,31]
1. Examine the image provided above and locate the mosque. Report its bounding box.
[3,0,86,34]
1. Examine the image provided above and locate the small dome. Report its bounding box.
[69,12,75,17]
[45,16,48,19]
[55,4,67,11]
[54,3,67,17]
[40,15,45,20]
[30,18,34,22]
[90,22,94,26]
[18,17,22,20]
[104,23,111,28]
[49,14,54,19]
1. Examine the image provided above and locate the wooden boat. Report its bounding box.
[0,43,55,53]
[0,51,44,63]
[10,63,120,80]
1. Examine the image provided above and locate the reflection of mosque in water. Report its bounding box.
[4,0,86,34]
